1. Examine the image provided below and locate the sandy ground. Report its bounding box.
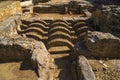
[0,54,73,80]
[0,61,37,80]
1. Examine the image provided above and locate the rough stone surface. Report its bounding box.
[33,4,66,14]
[77,56,95,80]
[33,0,93,14]
[0,35,34,61]
[0,14,21,36]
[92,5,120,33]
[0,1,22,22]
[86,31,120,58]
[31,41,51,80]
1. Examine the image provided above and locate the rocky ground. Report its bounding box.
[0,0,120,80]
[89,59,120,80]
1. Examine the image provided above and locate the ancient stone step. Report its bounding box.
[76,26,88,32]
[49,31,71,39]
[51,20,70,25]
[31,20,49,26]
[21,20,48,25]
[18,27,47,35]
[48,46,71,54]
[18,19,88,55]
[20,23,48,31]
[76,27,88,35]
[73,22,86,30]
[29,22,48,29]
[77,32,87,40]
[47,38,74,49]
[49,26,71,34]
[25,32,48,40]
[72,21,88,41]
[50,22,72,29]
[48,34,72,42]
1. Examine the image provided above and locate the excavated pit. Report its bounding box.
[0,0,90,79]
[17,18,88,80]
[18,19,88,54]
[0,0,120,80]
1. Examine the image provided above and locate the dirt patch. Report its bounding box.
[0,61,37,80]
[89,59,120,80]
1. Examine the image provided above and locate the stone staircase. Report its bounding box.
[18,19,88,54]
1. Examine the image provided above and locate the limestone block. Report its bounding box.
[86,31,120,58]
[0,1,22,22]
[77,56,95,80]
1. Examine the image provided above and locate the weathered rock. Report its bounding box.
[86,31,120,58]
[0,14,21,36]
[92,5,120,34]
[72,56,95,80]
[33,4,66,14]
[31,41,51,80]
[0,35,35,61]
[0,1,22,22]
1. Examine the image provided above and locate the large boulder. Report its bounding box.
[71,56,95,80]
[31,41,51,80]
[86,31,120,58]
[77,56,95,80]
[0,35,34,61]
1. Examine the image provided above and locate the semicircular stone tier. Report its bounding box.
[18,19,88,54]
[19,21,49,44]
[50,20,70,25]
[47,21,74,54]
[21,20,49,26]
[73,21,88,41]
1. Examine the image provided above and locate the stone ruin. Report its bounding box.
[0,0,120,80]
